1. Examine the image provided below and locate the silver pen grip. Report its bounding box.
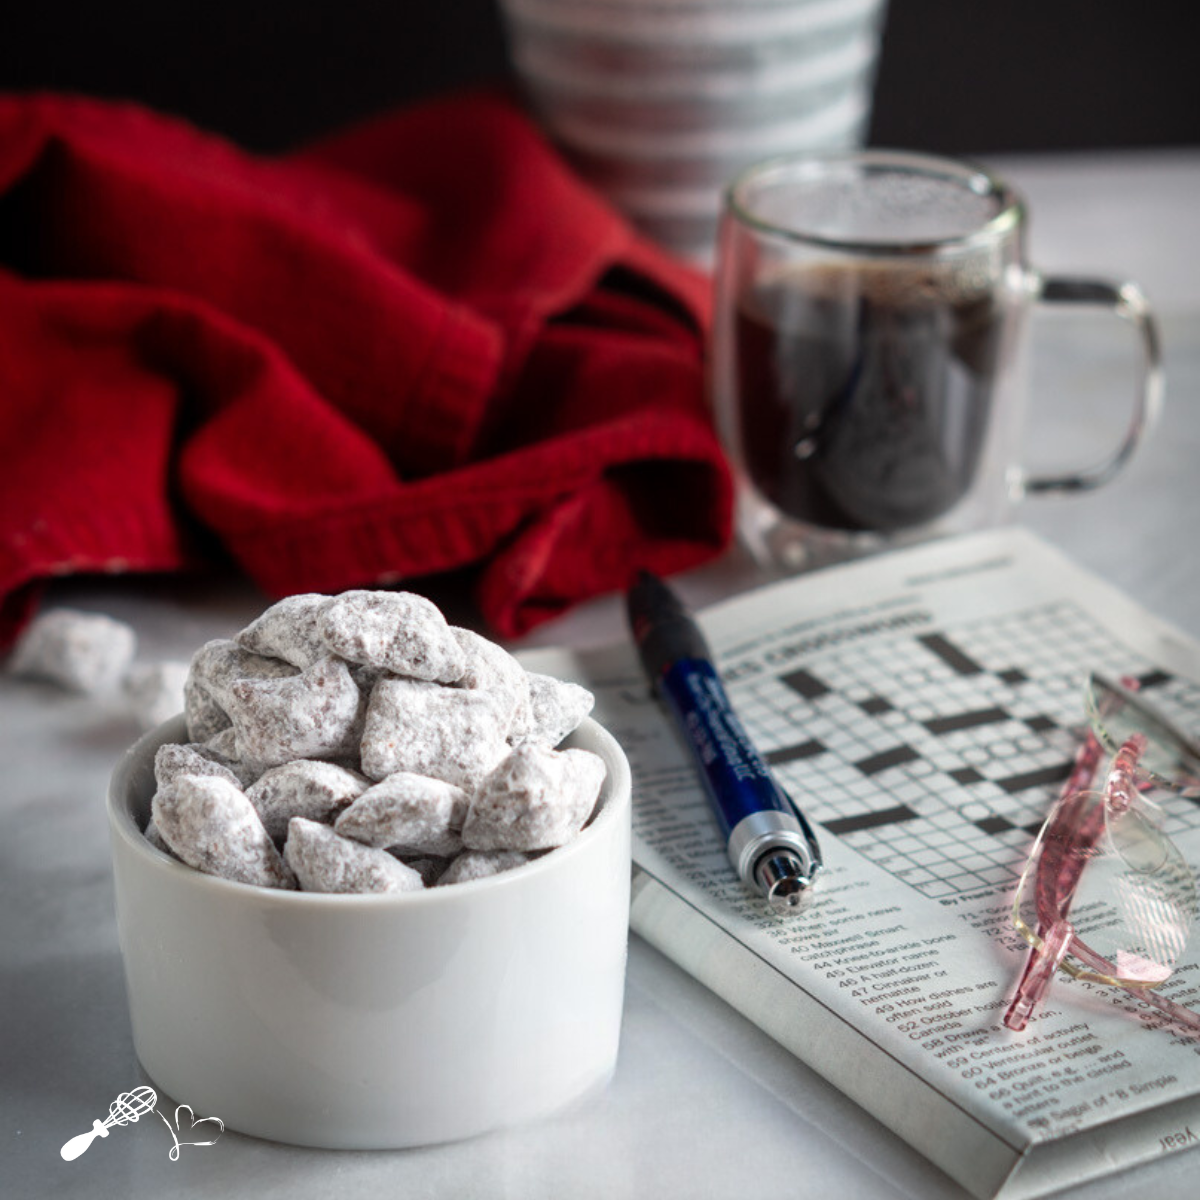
[728,809,822,892]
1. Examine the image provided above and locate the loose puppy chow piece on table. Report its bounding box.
[284,818,426,894]
[335,772,468,858]
[247,760,368,843]
[7,608,136,694]
[152,773,295,889]
[123,660,189,730]
[320,591,466,683]
[360,678,509,789]
[462,742,607,852]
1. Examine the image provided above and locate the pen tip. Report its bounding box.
[757,851,818,917]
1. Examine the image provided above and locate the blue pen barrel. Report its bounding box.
[627,569,821,910]
[659,658,796,837]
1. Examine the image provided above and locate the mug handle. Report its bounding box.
[1020,274,1164,495]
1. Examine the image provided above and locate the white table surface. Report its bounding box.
[3,148,1199,1200]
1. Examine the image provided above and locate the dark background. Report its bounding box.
[0,2,1196,155]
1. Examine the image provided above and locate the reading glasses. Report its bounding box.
[1004,673,1200,1035]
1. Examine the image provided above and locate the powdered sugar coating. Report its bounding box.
[236,594,332,669]
[438,850,532,886]
[521,672,595,747]
[154,741,244,791]
[247,760,369,842]
[226,655,365,767]
[360,677,509,788]
[184,639,299,742]
[320,591,466,683]
[188,638,300,700]
[152,773,295,889]
[336,772,468,858]
[150,589,607,893]
[124,661,189,730]
[8,608,136,694]
[452,627,533,740]
[284,818,425,894]
[184,675,233,742]
[462,743,606,851]
[202,728,270,786]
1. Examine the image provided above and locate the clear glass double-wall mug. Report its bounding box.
[713,150,1163,571]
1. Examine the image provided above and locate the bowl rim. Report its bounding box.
[108,714,632,909]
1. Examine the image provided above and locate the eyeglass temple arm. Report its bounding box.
[1031,733,1108,922]
[1004,920,1074,1032]
[1003,732,1106,1033]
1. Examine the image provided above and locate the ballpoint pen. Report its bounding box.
[626,571,822,915]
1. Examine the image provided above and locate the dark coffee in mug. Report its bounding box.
[715,151,1159,571]
[734,263,1008,533]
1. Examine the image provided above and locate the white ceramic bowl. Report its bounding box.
[108,715,632,1149]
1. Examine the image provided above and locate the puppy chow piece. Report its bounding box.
[320,591,466,683]
[226,655,365,767]
[438,850,532,887]
[201,727,270,787]
[188,638,300,702]
[154,741,244,791]
[184,674,232,743]
[140,587,606,892]
[336,772,468,858]
[284,818,425,894]
[247,759,368,842]
[152,773,294,889]
[520,672,594,747]
[184,639,298,742]
[462,743,606,851]
[360,677,508,789]
[452,627,533,740]
[236,594,332,669]
[8,608,136,694]
[124,660,188,730]
[204,727,241,757]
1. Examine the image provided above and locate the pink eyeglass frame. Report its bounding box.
[1004,727,1200,1035]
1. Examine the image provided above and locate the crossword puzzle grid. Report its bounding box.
[726,600,1200,900]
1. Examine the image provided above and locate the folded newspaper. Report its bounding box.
[522,528,1200,1200]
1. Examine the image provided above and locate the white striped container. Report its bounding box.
[498,0,890,259]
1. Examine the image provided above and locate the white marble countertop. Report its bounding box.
[3,148,1199,1200]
